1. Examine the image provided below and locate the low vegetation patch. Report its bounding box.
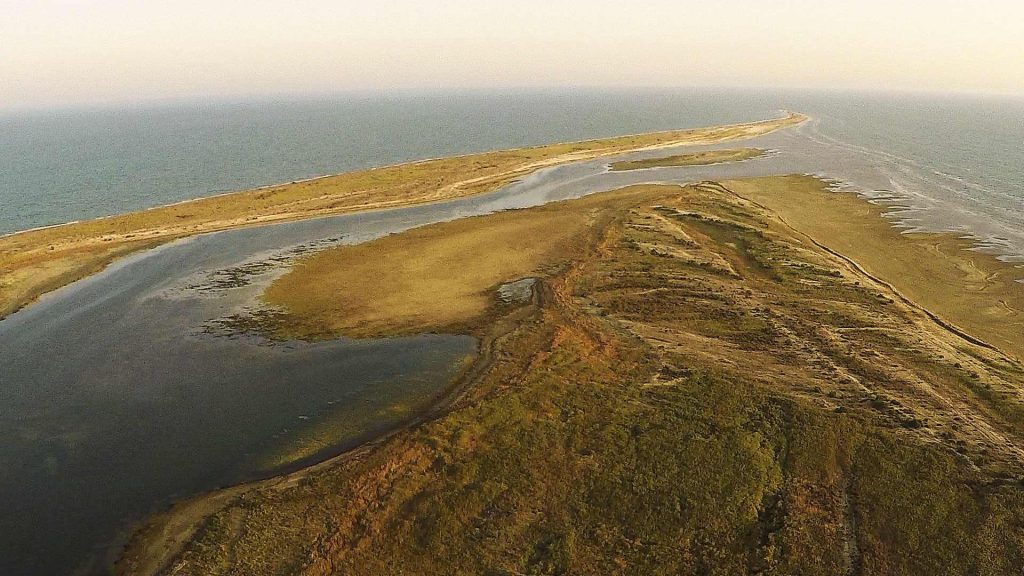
[609,147,765,171]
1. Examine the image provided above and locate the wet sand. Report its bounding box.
[724,175,1024,361]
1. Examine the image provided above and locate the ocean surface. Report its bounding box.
[0,89,1023,575]
[3,89,1022,257]
[0,90,776,235]
[789,92,1024,260]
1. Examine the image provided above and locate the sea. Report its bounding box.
[2,89,1022,258]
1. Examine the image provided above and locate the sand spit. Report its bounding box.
[0,113,805,321]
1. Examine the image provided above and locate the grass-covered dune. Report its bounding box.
[120,177,1024,575]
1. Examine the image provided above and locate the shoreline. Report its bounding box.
[0,112,805,321]
[711,181,1013,358]
[0,110,796,242]
[113,264,547,576]
[722,175,1024,362]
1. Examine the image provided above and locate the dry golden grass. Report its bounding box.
[0,113,805,319]
[264,188,664,339]
[724,175,1024,361]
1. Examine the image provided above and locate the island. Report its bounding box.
[608,147,766,171]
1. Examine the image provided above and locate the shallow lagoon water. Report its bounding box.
[1,111,1022,574]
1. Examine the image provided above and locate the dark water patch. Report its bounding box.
[497,278,537,305]
[0,315,473,576]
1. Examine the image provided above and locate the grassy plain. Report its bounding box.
[263,188,660,339]
[609,147,765,171]
[119,177,1024,575]
[0,114,803,320]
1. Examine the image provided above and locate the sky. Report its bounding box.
[2,0,1023,110]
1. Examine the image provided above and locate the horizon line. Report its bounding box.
[3,84,1022,117]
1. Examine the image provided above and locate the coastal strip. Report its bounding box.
[0,113,805,321]
[721,176,1024,362]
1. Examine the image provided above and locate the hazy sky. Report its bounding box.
[3,0,1022,110]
